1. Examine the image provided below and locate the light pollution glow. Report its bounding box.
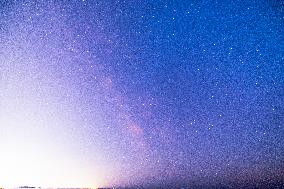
[0,2,148,187]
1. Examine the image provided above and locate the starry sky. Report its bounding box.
[0,0,283,188]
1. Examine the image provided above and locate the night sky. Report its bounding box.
[0,0,284,188]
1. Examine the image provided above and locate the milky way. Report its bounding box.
[0,0,283,188]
